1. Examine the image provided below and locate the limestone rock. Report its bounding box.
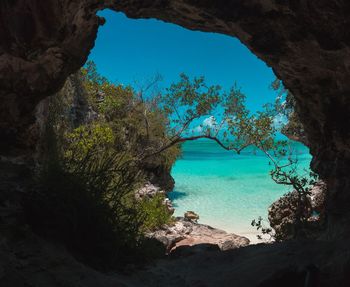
[268,191,300,241]
[268,181,327,241]
[163,198,175,215]
[135,182,174,214]
[141,162,175,192]
[135,182,165,200]
[147,217,249,253]
[184,211,199,222]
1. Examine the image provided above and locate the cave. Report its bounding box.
[1,1,350,286]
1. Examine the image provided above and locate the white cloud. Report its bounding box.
[193,125,203,133]
[190,116,216,134]
[202,116,217,128]
[273,113,288,130]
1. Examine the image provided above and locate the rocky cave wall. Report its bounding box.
[1,0,350,239]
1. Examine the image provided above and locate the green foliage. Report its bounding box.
[81,61,134,120]
[162,73,221,122]
[81,60,181,168]
[156,73,279,154]
[137,194,174,232]
[63,123,115,162]
[27,137,152,270]
[26,62,182,270]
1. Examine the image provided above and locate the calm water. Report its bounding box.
[169,139,312,241]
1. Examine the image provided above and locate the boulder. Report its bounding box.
[268,181,326,241]
[184,211,199,222]
[147,217,250,254]
[135,182,165,200]
[135,182,174,215]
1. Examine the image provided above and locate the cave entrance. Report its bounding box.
[87,9,312,243]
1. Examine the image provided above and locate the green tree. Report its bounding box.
[142,73,318,240]
[27,64,180,271]
[81,61,181,169]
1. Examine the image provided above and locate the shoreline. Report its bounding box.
[169,196,265,245]
[181,218,263,245]
[147,216,251,253]
[139,181,264,249]
[192,219,263,244]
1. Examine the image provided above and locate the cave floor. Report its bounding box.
[1,227,347,287]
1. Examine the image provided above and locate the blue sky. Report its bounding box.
[88,9,277,112]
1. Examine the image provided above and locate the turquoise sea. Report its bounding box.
[169,139,312,242]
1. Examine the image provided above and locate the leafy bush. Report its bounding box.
[63,123,115,162]
[81,61,181,169]
[26,94,167,271]
[137,194,174,232]
[26,63,184,270]
[26,146,152,270]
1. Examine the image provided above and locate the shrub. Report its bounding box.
[137,194,174,232]
[26,148,149,270]
[25,64,183,271]
[63,123,115,163]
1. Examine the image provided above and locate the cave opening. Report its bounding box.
[2,1,350,286]
[85,9,314,243]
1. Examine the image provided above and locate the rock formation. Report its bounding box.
[137,185,249,252]
[184,210,200,222]
[147,216,250,253]
[135,182,175,214]
[268,180,326,241]
[141,162,176,192]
